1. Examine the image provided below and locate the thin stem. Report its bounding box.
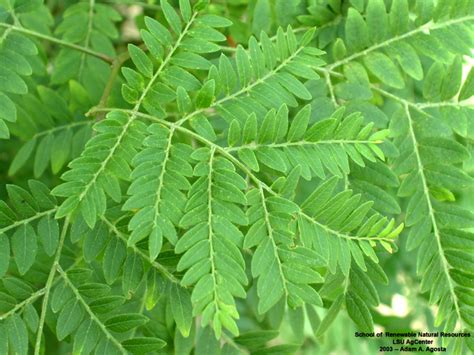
[300,213,394,243]
[416,101,474,109]
[0,23,113,63]
[31,121,93,140]
[0,208,57,234]
[102,0,161,9]
[151,128,175,236]
[315,66,343,78]
[78,0,96,77]
[92,44,150,121]
[317,66,474,113]
[207,147,221,313]
[325,71,338,107]
[0,288,45,321]
[371,86,474,112]
[370,87,433,118]
[224,139,379,152]
[34,217,70,355]
[220,45,237,52]
[94,50,132,121]
[219,27,310,52]
[258,184,288,296]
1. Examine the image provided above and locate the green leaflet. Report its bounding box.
[104,314,149,333]
[169,283,193,337]
[363,52,404,89]
[57,298,84,340]
[122,337,167,353]
[345,8,369,52]
[345,291,374,332]
[389,0,410,35]
[122,253,145,297]
[73,320,100,354]
[37,216,59,256]
[385,42,423,81]
[0,234,9,278]
[128,44,153,78]
[459,67,474,100]
[366,0,388,44]
[315,295,344,336]
[6,314,29,355]
[11,224,37,275]
[161,0,183,34]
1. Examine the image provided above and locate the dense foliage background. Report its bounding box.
[0,0,473,353]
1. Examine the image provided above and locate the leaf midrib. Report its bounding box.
[225,139,379,152]
[78,0,96,77]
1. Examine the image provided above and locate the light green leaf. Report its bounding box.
[228,120,241,147]
[196,80,215,108]
[0,67,27,94]
[161,0,182,34]
[345,291,374,332]
[363,52,404,88]
[386,42,423,81]
[128,44,153,78]
[459,67,474,101]
[345,8,369,51]
[0,233,9,278]
[12,224,37,275]
[57,298,84,340]
[169,283,193,337]
[7,314,28,355]
[37,216,59,256]
[288,105,311,142]
[105,314,149,333]
[367,0,388,44]
[73,320,100,355]
[315,295,343,336]
[198,15,233,28]
[179,0,192,22]
[389,0,409,35]
[122,337,166,353]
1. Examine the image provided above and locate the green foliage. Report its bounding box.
[0,0,472,354]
